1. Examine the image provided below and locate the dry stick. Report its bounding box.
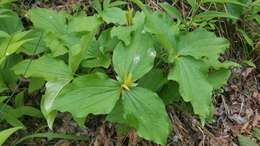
[0,32,43,115]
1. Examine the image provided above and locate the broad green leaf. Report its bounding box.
[96,28,119,52]
[226,0,247,18]
[28,8,67,34]
[0,77,7,92]
[121,87,171,145]
[113,30,156,82]
[253,128,260,141]
[13,106,42,118]
[0,104,25,127]
[159,2,183,23]
[193,11,239,22]
[44,33,68,57]
[93,0,102,13]
[202,0,248,7]
[0,127,22,146]
[111,26,132,45]
[103,0,111,9]
[107,99,126,124]
[81,41,111,68]
[68,15,101,33]
[0,68,17,90]
[159,81,181,105]
[18,30,46,55]
[138,68,167,92]
[131,0,145,9]
[0,96,7,103]
[81,29,117,69]
[0,0,17,5]
[100,7,126,25]
[176,28,230,68]
[41,80,71,129]
[238,135,258,146]
[52,73,121,118]
[14,92,24,107]
[12,56,73,128]
[0,10,23,34]
[68,33,95,73]
[12,56,73,81]
[0,30,10,38]
[0,31,33,63]
[28,77,45,93]
[208,68,231,89]
[111,11,146,45]
[144,8,178,61]
[168,57,213,121]
[109,1,127,7]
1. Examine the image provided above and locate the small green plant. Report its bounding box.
[0,0,241,145]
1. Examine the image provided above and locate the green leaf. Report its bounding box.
[13,106,42,118]
[68,33,95,73]
[176,28,230,68]
[168,57,214,121]
[68,15,101,33]
[0,0,17,5]
[109,1,127,7]
[0,103,24,127]
[28,77,45,93]
[52,73,121,118]
[81,42,111,69]
[193,11,239,22]
[226,0,245,18]
[121,87,171,145]
[238,135,258,146]
[202,0,248,7]
[138,68,167,92]
[0,30,10,38]
[159,2,183,23]
[111,26,132,45]
[144,8,178,61]
[14,92,24,107]
[12,55,73,128]
[0,10,23,34]
[41,80,71,129]
[0,68,17,90]
[0,76,7,92]
[100,7,126,25]
[111,11,146,46]
[0,96,7,103]
[107,99,126,124]
[208,68,231,89]
[253,128,260,141]
[93,0,102,13]
[159,81,181,105]
[12,56,73,81]
[0,127,22,145]
[186,0,199,12]
[28,8,67,34]
[18,30,46,55]
[44,33,68,57]
[113,30,156,82]
[0,31,33,63]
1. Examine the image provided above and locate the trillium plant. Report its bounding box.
[0,1,237,145]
